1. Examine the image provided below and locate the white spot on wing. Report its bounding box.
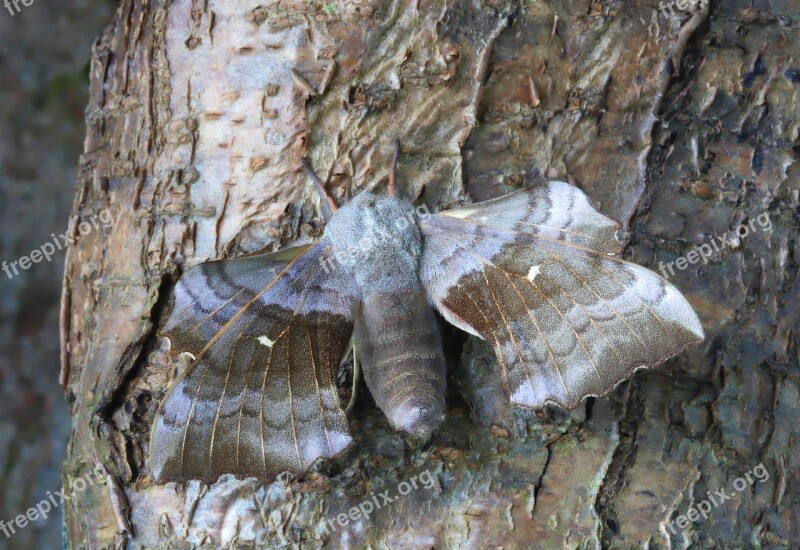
[527,265,541,281]
[257,335,275,348]
[179,351,196,361]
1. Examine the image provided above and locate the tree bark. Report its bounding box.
[62,0,799,548]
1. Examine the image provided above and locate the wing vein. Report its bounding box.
[178,362,210,478]
[454,286,511,395]
[423,218,622,260]
[188,285,250,334]
[507,219,616,242]
[504,272,570,396]
[540,267,626,364]
[208,336,240,471]
[305,318,334,456]
[555,258,648,350]
[517,272,603,384]
[259,345,274,476]
[286,325,303,471]
[480,269,543,400]
[192,252,315,363]
[595,263,672,334]
[234,340,259,474]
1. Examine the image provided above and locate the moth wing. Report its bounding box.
[420,181,704,410]
[440,181,623,254]
[150,242,359,483]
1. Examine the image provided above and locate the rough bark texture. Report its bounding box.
[61,0,798,548]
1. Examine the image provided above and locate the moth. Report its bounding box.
[149,152,704,483]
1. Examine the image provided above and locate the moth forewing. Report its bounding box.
[150,242,360,483]
[419,181,704,410]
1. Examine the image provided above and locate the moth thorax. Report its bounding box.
[323,193,422,276]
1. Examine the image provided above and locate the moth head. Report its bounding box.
[322,191,422,272]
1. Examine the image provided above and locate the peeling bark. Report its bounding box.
[62,0,799,547]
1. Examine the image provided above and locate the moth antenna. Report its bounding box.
[302,158,337,222]
[388,140,400,198]
[345,149,356,202]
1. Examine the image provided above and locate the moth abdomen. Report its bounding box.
[355,289,446,437]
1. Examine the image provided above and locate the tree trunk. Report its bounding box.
[62,0,799,547]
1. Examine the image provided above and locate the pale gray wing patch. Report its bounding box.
[440,181,622,254]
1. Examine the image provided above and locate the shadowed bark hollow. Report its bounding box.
[61,0,799,547]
